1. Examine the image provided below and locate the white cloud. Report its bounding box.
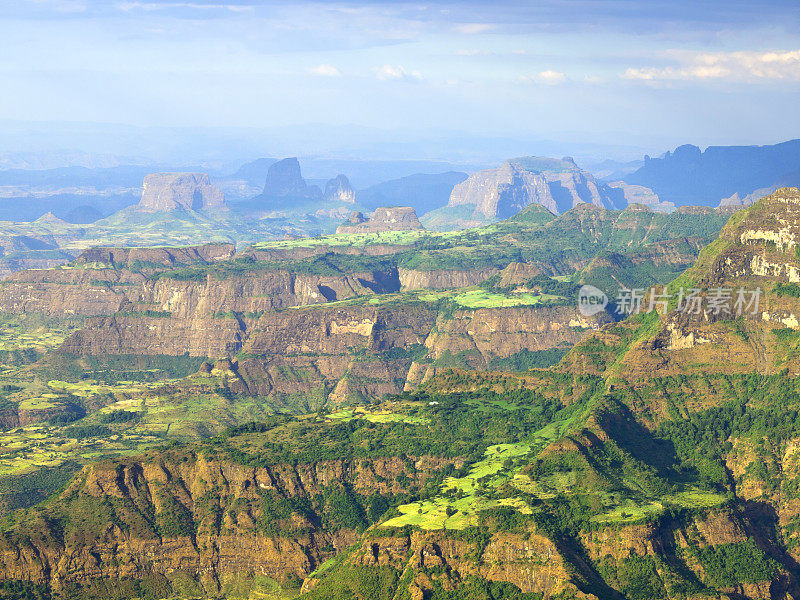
[117,2,253,12]
[374,64,422,82]
[622,49,800,82]
[520,70,567,85]
[310,64,342,77]
[457,49,491,56]
[454,23,496,35]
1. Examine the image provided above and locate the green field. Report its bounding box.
[327,405,429,425]
[251,229,450,250]
[0,314,84,354]
[383,443,533,530]
[450,289,559,308]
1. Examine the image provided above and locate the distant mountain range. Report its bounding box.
[4,139,800,234]
[624,139,800,207]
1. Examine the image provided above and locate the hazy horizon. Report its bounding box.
[2,0,800,167]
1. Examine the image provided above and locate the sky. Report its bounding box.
[2,0,800,163]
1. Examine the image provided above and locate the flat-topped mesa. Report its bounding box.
[137,173,226,211]
[336,206,423,234]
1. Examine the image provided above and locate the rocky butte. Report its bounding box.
[262,157,322,200]
[137,173,227,212]
[324,174,356,203]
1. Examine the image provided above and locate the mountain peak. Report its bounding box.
[35,211,69,225]
[571,186,800,380]
[324,174,356,203]
[447,155,625,219]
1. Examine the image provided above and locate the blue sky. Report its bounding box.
[2,0,800,161]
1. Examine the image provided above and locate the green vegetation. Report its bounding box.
[774,282,800,298]
[693,539,778,586]
[0,197,790,600]
[39,353,206,383]
[597,554,665,600]
[143,200,728,282]
[59,576,172,600]
[0,314,84,364]
[0,582,51,600]
[154,252,398,280]
[302,565,400,600]
[58,208,305,253]
[656,373,800,489]
[425,577,543,600]
[213,383,570,466]
[449,289,552,309]
[488,348,570,371]
[251,229,441,250]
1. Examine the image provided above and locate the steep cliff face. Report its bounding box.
[338,528,579,599]
[401,306,612,388]
[7,448,779,600]
[446,157,630,219]
[625,140,800,207]
[242,304,436,357]
[0,451,454,594]
[399,267,499,290]
[262,158,321,199]
[0,254,75,281]
[55,272,408,350]
[0,268,139,316]
[0,264,399,318]
[604,182,673,212]
[596,187,800,381]
[333,507,789,600]
[426,306,611,363]
[55,295,610,405]
[138,173,226,212]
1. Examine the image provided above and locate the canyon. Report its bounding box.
[0,192,796,600]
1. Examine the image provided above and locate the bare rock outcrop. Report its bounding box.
[262,157,321,199]
[137,173,226,211]
[0,452,454,592]
[573,187,800,381]
[399,267,499,290]
[336,206,423,234]
[446,156,627,219]
[72,243,236,269]
[605,181,675,212]
[324,174,356,203]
